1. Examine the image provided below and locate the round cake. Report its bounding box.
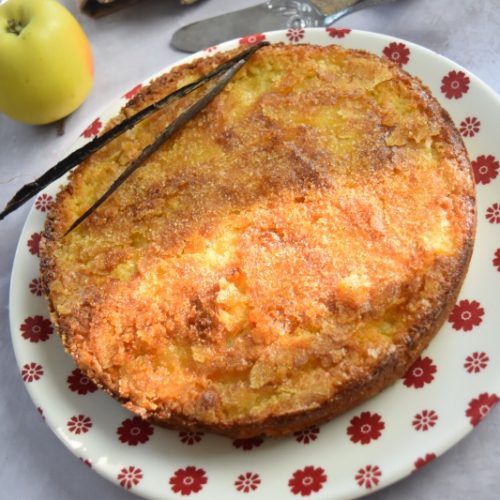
[41,43,476,437]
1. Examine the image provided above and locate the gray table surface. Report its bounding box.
[1,0,499,498]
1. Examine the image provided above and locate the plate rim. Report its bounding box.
[8,27,500,500]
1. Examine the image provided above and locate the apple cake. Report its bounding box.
[40,43,476,437]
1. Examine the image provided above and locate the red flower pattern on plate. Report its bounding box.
[21,362,44,382]
[117,416,154,446]
[123,84,142,100]
[485,202,500,224]
[286,28,305,42]
[464,352,490,373]
[35,193,54,212]
[493,248,500,271]
[326,27,351,38]
[67,368,98,395]
[204,45,218,53]
[466,393,500,427]
[27,232,41,257]
[117,466,143,490]
[471,154,499,185]
[412,409,438,431]
[289,466,327,496]
[414,453,436,470]
[80,458,92,468]
[355,465,382,489]
[459,116,480,137]
[179,431,204,445]
[232,437,264,450]
[403,356,437,388]
[37,407,44,419]
[448,299,484,331]
[169,466,207,495]
[28,277,44,296]
[67,414,92,434]
[382,42,410,65]
[234,472,261,493]
[20,315,53,343]
[347,411,385,444]
[440,70,470,99]
[81,118,102,138]
[295,425,320,444]
[239,33,266,45]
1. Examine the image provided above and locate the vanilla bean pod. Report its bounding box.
[0,41,270,221]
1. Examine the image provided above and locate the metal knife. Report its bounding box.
[171,0,400,53]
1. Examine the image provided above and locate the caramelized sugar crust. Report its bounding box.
[41,44,475,437]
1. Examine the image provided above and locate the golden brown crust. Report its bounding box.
[40,43,476,437]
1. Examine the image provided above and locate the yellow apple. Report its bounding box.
[0,0,94,125]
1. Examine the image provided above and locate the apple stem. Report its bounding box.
[6,19,24,35]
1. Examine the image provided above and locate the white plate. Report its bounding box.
[9,28,500,500]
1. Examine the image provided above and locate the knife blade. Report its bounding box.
[171,0,369,53]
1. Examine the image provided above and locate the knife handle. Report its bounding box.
[309,0,399,17]
[309,0,360,16]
